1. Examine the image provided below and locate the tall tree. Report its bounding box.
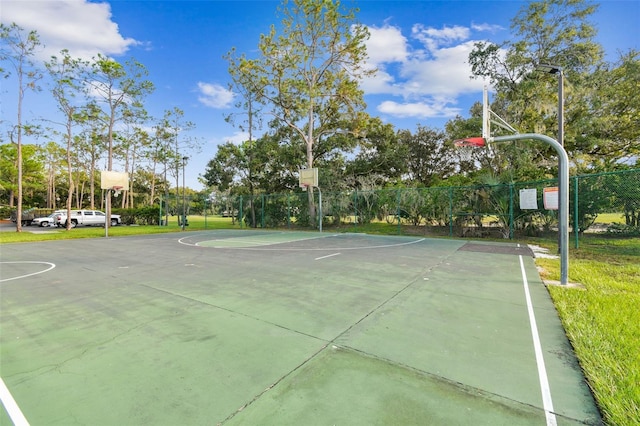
[399,125,456,187]
[157,107,196,196]
[468,0,603,163]
[41,141,66,209]
[575,50,640,168]
[1,23,43,232]
[345,118,406,188]
[244,0,374,224]
[46,50,90,228]
[224,51,266,227]
[86,54,154,229]
[75,104,108,209]
[0,143,46,208]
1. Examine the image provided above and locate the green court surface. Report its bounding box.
[0,231,601,425]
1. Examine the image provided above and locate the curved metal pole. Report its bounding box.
[488,133,569,285]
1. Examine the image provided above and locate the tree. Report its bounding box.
[75,105,108,209]
[46,50,90,228]
[202,141,244,193]
[245,0,374,224]
[0,143,46,208]
[86,54,154,230]
[151,108,196,224]
[41,141,67,209]
[399,125,456,187]
[1,23,43,232]
[123,126,152,208]
[468,0,603,164]
[345,118,406,188]
[574,50,640,167]
[224,51,266,227]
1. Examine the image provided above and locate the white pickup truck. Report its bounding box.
[54,210,122,228]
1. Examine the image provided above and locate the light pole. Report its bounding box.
[536,64,564,146]
[182,156,188,230]
[537,64,566,253]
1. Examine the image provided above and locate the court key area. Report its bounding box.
[1,230,601,425]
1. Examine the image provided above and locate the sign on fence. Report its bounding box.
[519,188,538,210]
[544,187,559,210]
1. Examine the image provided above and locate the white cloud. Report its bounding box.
[360,24,410,95]
[226,131,250,145]
[365,24,409,64]
[197,82,234,108]
[412,24,470,51]
[362,22,492,119]
[401,41,486,97]
[471,23,504,33]
[1,0,140,60]
[377,100,461,119]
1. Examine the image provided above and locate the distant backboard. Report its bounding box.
[101,170,129,190]
[299,168,318,188]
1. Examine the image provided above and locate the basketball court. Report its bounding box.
[1,230,601,425]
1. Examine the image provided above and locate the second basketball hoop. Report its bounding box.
[299,168,318,189]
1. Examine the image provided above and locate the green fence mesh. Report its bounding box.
[169,169,640,245]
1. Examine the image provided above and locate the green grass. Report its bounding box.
[594,213,626,224]
[534,236,640,425]
[0,215,240,243]
[2,220,638,424]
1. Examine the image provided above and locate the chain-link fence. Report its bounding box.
[168,169,640,244]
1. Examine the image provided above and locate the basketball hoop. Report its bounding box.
[454,137,486,161]
[112,186,123,197]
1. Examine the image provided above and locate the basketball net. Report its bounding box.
[454,138,486,162]
[456,144,475,162]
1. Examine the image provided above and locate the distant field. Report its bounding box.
[593,213,625,224]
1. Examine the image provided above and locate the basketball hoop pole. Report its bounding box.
[456,133,569,285]
[308,185,322,232]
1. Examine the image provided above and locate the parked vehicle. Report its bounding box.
[32,211,66,227]
[10,208,54,226]
[54,210,121,228]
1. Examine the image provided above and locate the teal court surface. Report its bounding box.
[0,231,601,425]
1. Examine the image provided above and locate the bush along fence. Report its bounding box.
[152,169,638,245]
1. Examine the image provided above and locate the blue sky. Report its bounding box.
[2,0,638,190]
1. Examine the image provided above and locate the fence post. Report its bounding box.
[261,194,265,228]
[509,183,514,239]
[574,176,579,249]
[448,187,453,237]
[287,193,291,229]
[396,188,401,235]
[239,196,243,229]
[353,190,358,230]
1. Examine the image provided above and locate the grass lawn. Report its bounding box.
[2,219,638,424]
[533,236,640,426]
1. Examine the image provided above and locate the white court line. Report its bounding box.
[315,252,341,261]
[0,377,29,425]
[179,232,334,247]
[519,255,557,426]
[200,237,427,251]
[0,262,56,283]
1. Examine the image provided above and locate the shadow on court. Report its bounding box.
[0,231,601,425]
